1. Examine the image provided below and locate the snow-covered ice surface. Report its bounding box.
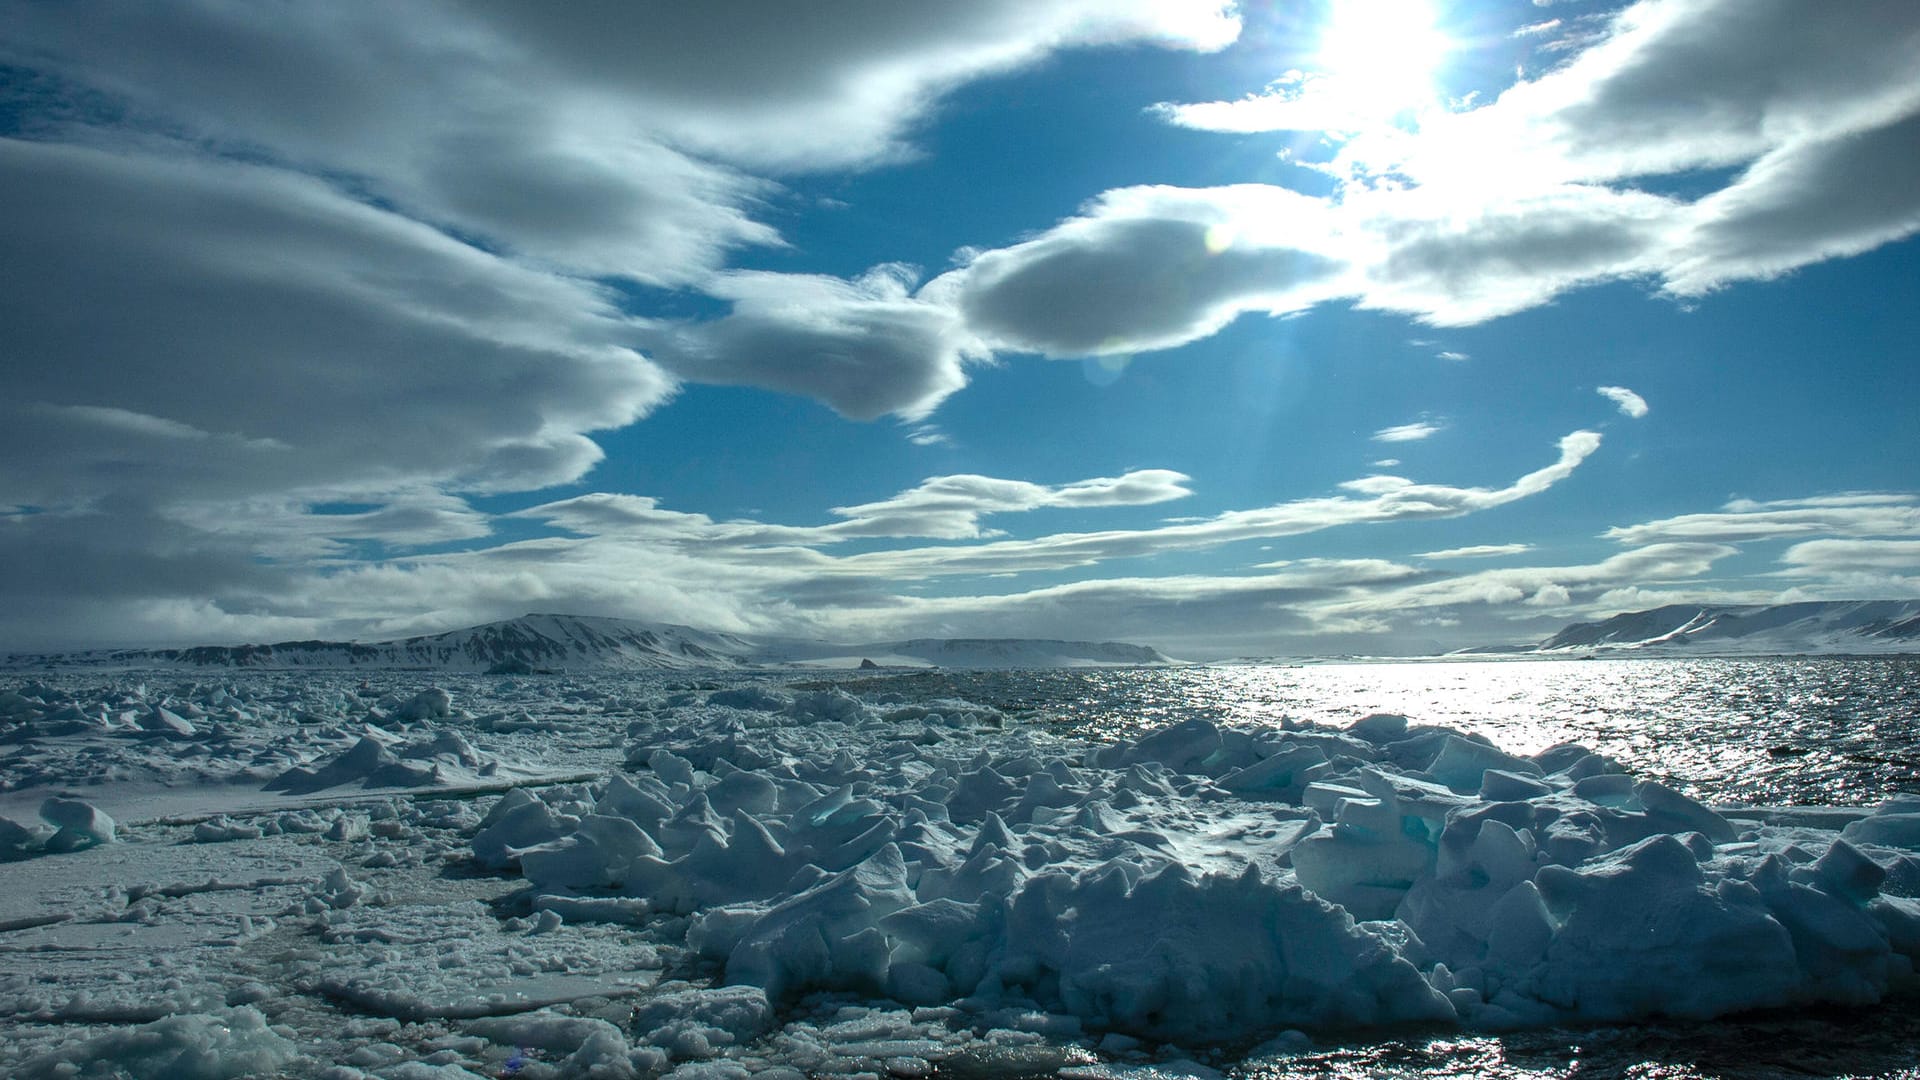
[1,661,1917,1078]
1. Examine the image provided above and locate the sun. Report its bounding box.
[1313,0,1453,119]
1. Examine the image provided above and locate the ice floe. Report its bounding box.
[1,670,1917,1077]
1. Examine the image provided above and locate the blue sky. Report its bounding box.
[2,0,1918,656]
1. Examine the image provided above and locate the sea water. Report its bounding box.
[848,656,1920,808]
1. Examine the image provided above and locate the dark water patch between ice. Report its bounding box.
[1231,995,1920,1079]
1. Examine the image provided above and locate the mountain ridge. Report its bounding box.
[1531,600,1920,655]
[2,613,1176,671]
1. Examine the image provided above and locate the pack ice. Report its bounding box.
[491,692,1920,1042]
[2,673,1918,1078]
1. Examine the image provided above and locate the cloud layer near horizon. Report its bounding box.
[2,432,1611,651]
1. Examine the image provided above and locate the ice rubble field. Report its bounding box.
[2,672,1918,1080]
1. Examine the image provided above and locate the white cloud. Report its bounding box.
[31,403,290,452]
[1011,0,1920,348]
[1664,110,1920,296]
[10,0,1911,432]
[826,470,1195,540]
[0,4,1259,651]
[1780,539,1920,574]
[1154,73,1379,136]
[1604,494,1920,546]
[1339,181,1680,325]
[518,469,1194,545]
[669,431,1592,589]
[1775,539,1920,598]
[1,432,1598,651]
[0,139,670,511]
[34,435,1913,658]
[815,560,1426,656]
[1,2,1239,285]
[1597,385,1650,417]
[1372,421,1444,443]
[463,2,1239,172]
[1416,544,1535,559]
[1526,583,1574,606]
[934,185,1348,357]
[1730,494,1918,510]
[1580,495,1920,615]
[285,536,807,645]
[167,492,494,560]
[821,431,1601,578]
[1362,0,1920,189]
[1381,0,1920,300]
[803,540,1745,656]
[936,176,1688,353]
[640,265,989,421]
[1,3,775,287]
[0,0,1259,441]
[0,136,680,650]
[1317,543,1740,619]
[4,1,1915,653]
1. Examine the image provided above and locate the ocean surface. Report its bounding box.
[842,655,1920,808]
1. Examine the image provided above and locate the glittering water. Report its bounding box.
[865,656,1920,807]
[1228,1001,1920,1080]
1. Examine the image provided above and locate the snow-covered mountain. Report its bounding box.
[1535,600,1920,655]
[9,614,760,672]
[3,613,1175,671]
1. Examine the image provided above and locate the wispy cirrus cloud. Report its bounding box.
[1416,543,1535,560]
[165,431,1596,653]
[509,432,1596,583]
[781,541,1743,656]
[518,468,1193,546]
[1372,421,1445,443]
[802,559,1430,656]
[812,430,1601,578]
[1317,543,1738,619]
[1579,494,1920,616]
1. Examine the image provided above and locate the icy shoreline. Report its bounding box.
[2,671,1917,1078]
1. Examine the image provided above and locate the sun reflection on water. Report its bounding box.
[945,657,1920,807]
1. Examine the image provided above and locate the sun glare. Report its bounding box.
[1314,0,1452,118]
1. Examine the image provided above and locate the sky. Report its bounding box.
[2,0,1918,658]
